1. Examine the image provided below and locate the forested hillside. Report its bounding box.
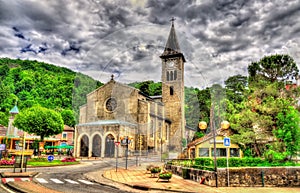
[0,58,102,126]
[0,58,199,129]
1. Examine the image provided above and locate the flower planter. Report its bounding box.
[149,166,161,177]
[157,171,172,182]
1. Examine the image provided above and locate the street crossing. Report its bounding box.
[35,178,94,185]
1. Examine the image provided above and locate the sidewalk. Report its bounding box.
[86,161,300,193]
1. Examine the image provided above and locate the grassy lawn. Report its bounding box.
[0,158,80,168]
[27,160,80,167]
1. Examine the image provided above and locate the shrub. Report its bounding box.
[61,157,76,162]
[159,171,172,179]
[194,158,213,166]
[217,158,227,167]
[0,159,15,165]
[150,166,161,173]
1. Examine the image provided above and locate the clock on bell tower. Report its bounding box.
[160,18,186,153]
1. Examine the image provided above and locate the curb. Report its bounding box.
[1,177,32,184]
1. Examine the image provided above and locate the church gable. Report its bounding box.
[84,78,144,124]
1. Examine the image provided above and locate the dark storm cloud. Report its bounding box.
[20,44,37,54]
[0,0,299,87]
[61,42,81,56]
[12,27,27,40]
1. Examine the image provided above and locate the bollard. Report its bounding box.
[261,170,265,187]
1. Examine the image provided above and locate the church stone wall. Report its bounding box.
[79,105,87,124]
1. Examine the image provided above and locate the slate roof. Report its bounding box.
[160,21,186,62]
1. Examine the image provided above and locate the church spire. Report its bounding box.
[160,17,185,62]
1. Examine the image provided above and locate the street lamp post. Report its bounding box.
[120,136,132,170]
[199,117,217,188]
[221,121,230,187]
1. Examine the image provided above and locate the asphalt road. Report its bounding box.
[31,158,138,193]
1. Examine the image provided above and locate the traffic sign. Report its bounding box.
[47,155,54,162]
[114,141,120,147]
[224,137,230,147]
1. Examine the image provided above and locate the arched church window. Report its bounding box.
[170,71,173,81]
[174,70,177,80]
[170,86,174,95]
[167,71,170,81]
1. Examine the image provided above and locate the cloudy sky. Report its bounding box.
[1,0,300,88]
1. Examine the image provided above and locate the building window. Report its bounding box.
[167,70,177,81]
[199,148,209,157]
[230,148,240,157]
[170,86,174,95]
[174,70,177,80]
[167,71,170,81]
[211,148,227,157]
[62,132,67,140]
[170,71,173,81]
[150,120,154,138]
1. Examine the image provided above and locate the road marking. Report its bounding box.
[78,179,94,185]
[50,178,64,184]
[65,179,79,184]
[36,178,48,183]
[35,178,94,185]
[21,178,31,181]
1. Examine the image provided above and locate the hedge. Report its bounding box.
[185,157,298,168]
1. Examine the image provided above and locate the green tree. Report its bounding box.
[13,106,64,141]
[225,75,248,103]
[129,80,162,96]
[229,55,300,158]
[61,109,76,127]
[248,54,298,83]
[275,106,300,160]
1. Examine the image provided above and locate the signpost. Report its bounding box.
[47,155,54,162]
[0,144,6,160]
[114,141,120,172]
[223,137,230,187]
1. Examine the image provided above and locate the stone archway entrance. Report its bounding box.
[92,134,101,157]
[105,134,115,157]
[80,135,89,157]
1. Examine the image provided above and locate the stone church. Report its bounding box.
[74,21,188,158]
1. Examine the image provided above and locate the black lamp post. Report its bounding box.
[121,136,131,170]
[212,121,218,188]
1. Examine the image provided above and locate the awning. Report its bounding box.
[44,145,73,149]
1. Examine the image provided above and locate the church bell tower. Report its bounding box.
[160,19,186,152]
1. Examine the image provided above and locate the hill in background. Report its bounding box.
[0,58,102,126]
